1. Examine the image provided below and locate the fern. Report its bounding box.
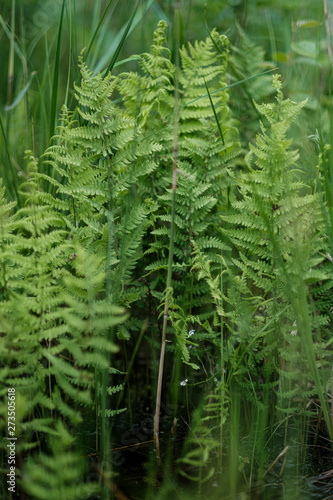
[222,76,322,294]
[1,18,332,497]
[229,22,275,146]
[0,152,128,499]
[177,408,219,483]
[22,421,99,499]
[221,75,331,414]
[123,23,242,324]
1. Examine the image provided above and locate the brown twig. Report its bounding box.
[324,0,333,66]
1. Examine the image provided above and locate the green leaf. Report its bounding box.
[295,20,321,29]
[291,40,318,59]
[273,52,289,63]
[6,72,37,111]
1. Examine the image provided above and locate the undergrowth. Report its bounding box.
[1,3,333,500]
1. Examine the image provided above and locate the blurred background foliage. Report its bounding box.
[0,0,332,198]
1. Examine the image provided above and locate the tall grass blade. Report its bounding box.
[85,0,117,61]
[0,113,18,203]
[6,71,36,112]
[49,0,65,142]
[6,0,15,119]
[0,14,24,60]
[204,79,225,146]
[151,1,170,23]
[105,0,141,75]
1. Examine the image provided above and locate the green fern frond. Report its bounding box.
[22,421,99,500]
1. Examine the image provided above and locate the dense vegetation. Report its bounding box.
[1,1,333,499]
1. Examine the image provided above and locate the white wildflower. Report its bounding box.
[180,379,188,387]
[188,329,195,338]
[291,320,298,336]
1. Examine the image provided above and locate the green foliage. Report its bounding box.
[177,408,219,484]
[22,421,99,499]
[0,11,332,499]
[229,22,275,145]
[184,74,333,492]
[221,75,332,423]
[0,151,126,495]
[124,22,241,322]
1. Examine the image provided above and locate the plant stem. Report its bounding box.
[154,6,181,458]
[324,0,333,67]
[153,141,178,459]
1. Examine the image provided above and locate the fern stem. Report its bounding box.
[219,255,224,469]
[154,143,178,459]
[154,11,181,456]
